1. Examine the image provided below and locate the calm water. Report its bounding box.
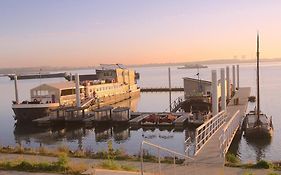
[1,62,281,162]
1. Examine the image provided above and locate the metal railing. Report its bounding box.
[219,110,240,156]
[164,95,185,112]
[194,110,226,155]
[140,140,194,175]
[184,137,193,156]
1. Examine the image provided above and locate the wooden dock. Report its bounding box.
[192,87,251,165]
[140,87,184,92]
[129,114,149,126]
[174,113,190,127]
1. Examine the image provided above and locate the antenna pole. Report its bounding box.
[257,33,260,120]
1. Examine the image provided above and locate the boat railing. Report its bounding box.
[194,110,226,155]
[140,140,194,175]
[164,95,185,112]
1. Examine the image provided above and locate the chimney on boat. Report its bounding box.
[75,73,81,108]
[14,75,19,104]
[211,70,218,115]
[220,68,226,111]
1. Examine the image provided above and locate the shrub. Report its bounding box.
[100,160,120,170]
[57,145,70,154]
[255,160,272,169]
[15,160,33,170]
[226,153,240,164]
[56,153,69,167]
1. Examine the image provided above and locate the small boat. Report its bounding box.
[244,110,273,138]
[141,114,159,126]
[180,95,212,126]
[158,114,177,126]
[8,72,66,80]
[244,34,273,138]
[178,64,208,69]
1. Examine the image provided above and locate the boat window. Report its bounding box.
[61,89,76,96]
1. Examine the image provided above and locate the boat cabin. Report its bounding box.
[183,77,212,97]
[30,82,84,105]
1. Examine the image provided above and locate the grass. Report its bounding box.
[95,141,137,172]
[0,144,185,165]
[0,154,76,174]
[225,155,281,173]
[226,153,240,164]
[98,160,137,172]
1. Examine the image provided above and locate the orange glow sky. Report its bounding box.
[1,0,281,68]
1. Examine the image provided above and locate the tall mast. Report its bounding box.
[257,33,260,120]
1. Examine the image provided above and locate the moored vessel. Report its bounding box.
[244,34,273,138]
[12,64,140,122]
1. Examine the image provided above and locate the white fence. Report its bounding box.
[194,110,226,155]
[219,110,241,156]
[140,140,194,175]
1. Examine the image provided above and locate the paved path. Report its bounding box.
[0,153,280,175]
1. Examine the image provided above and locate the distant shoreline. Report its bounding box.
[1,58,281,75]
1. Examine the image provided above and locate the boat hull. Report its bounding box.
[12,103,60,122]
[244,126,273,138]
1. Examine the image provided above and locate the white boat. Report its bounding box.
[12,65,140,122]
[244,34,273,138]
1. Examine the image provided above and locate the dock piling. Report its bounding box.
[232,65,236,95]
[75,73,81,108]
[221,68,226,111]
[168,67,172,112]
[236,65,240,89]
[212,70,218,115]
[14,75,19,104]
[226,66,230,102]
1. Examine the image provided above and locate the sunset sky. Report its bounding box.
[1,0,281,68]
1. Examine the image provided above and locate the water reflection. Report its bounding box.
[244,135,271,162]
[14,122,194,155]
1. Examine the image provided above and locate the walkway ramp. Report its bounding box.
[81,97,95,107]
[192,87,250,165]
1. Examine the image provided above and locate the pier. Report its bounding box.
[140,87,184,92]
[179,87,251,175]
